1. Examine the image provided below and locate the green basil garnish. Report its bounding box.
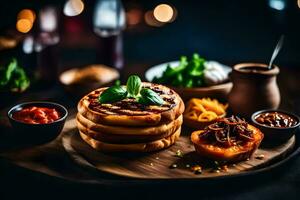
[114,79,121,86]
[126,75,141,97]
[138,88,164,106]
[98,86,127,104]
[98,75,164,106]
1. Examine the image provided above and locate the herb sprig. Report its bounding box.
[99,75,164,106]
[0,58,30,92]
[152,53,205,88]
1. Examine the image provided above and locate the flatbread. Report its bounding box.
[76,113,183,136]
[79,127,181,152]
[77,82,185,126]
[77,117,181,144]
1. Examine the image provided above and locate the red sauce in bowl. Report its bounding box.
[12,106,61,124]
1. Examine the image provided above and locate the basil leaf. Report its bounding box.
[98,86,127,104]
[126,75,141,97]
[114,79,121,86]
[139,88,164,106]
[10,66,30,92]
[0,58,17,86]
[5,58,17,82]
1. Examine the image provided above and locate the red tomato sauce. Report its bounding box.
[12,106,61,124]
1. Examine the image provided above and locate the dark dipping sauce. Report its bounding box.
[240,66,270,72]
[12,106,61,124]
[255,112,298,128]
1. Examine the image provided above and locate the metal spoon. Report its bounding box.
[268,35,284,70]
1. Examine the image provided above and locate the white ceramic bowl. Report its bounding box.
[145,61,233,101]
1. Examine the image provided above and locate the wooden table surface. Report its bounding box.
[1,64,300,198]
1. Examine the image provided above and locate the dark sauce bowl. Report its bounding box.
[7,102,68,145]
[251,109,300,144]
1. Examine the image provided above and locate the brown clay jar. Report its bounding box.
[228,63,280,119]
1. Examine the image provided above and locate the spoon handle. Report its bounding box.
[268,35,284,69]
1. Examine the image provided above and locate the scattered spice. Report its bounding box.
[255,154,265,160]
[213,161,222,170]
[170,164,178,169]
[155,157,160,160]
[150,163,154,166]
[191,165,202,174]
[175,150,184,158]
[221,165,228,172]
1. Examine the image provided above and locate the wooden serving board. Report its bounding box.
[62,124,296,179]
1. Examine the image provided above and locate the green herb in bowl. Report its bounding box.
[152,53,206,88]
[0,58,30,93]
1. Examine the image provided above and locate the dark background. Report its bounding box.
[0,0,299,68]
[1,1,300,199]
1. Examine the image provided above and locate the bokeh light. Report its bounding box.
[64,0,85,17]
[268,0,286,10]
[0,37,17,50]
[144,10,164,27]
[16,9,35,33]
[153,4,174,23]
[126,9,143,26]
[16,19,32,33]
[17,9,36,23]
[40,7,58,32]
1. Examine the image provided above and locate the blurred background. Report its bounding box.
[0,0,299,73]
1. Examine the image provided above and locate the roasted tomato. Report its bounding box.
[12,106,61,124]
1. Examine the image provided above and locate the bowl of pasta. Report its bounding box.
[183,98,228,129]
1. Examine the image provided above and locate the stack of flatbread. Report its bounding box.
[76,82,185,152]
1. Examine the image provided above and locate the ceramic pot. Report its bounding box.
[228,63,280,119]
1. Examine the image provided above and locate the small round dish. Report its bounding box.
[7,102,68,144]
[251,109,300,143]
[59,64,119,97]
[145,61,232,101]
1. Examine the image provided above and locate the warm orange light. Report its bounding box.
[144,10,163,27]
[17,9,36,23]
[153,4,174,23]
[16,19,33,33]
[16,9,35,33]
[126,9,142,26]
[298,0,300,8]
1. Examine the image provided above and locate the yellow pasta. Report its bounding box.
[198,111,218,122]
[184,98,228,122]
